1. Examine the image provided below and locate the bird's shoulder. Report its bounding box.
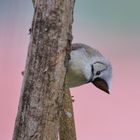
[72,43,99,58]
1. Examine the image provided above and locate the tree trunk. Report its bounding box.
[59,88,77,140]
[13,0,75,140]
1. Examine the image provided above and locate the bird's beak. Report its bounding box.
[92,78,110,94]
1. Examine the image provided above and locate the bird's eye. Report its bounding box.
[96,71,101,75]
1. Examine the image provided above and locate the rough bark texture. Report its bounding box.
[59,88,76,140]
[13,0,75,140]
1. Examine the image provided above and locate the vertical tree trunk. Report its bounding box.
[59,88,77,140]
[13,0,75,140]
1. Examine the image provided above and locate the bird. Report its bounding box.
[66,43,112,94]
[21,43,112,94]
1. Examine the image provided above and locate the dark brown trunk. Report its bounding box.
[13,0,75,140]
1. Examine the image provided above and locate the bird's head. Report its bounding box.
[89,59,112,94]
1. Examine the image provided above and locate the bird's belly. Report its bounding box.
[66,67,87,88]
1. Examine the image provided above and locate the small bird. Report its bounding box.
[21,43,112,94]
[66,43,112,94]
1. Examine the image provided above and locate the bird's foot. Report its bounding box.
[71,95,74,102]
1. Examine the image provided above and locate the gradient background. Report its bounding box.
[0,0,140,140]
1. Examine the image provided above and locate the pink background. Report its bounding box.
[0,0,140,139]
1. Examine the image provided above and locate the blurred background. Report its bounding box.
[0,0,140,139]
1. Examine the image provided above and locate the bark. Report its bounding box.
[59,88,76,140]
[13,0,75,140]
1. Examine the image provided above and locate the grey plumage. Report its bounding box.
[66,43,112,94]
